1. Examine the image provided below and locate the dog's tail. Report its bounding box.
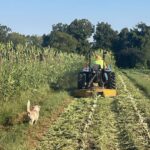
[27,100,31,113]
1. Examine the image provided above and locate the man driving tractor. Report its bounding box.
[93,54,106,69]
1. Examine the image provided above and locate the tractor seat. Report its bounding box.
[92,64,101,72]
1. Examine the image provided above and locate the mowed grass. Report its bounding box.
[36,70,150,150]
[122,69,150,97]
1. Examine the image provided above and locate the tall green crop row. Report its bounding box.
[122,69,150,97]
[0,42,84,101]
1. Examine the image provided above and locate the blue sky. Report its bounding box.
[0,0,150,35]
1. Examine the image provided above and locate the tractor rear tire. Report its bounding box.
[108,72,116,89]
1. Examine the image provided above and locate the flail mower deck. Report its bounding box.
[74,86,117,97]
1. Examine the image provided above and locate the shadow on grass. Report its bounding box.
[111,99,138,150]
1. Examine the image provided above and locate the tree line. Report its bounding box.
[1,19,150,68]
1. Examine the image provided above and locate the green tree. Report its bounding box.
[26,35,42,47]
[0,24,11,43]
[49,31,78,53]
[115,22,150,68]
[128,23,150,67]
[68,19,94,54]
[7,32,26,46]
[52,23,68,33]
[142,39,150,68]
[116,28,130,51]
[116,48,144,68]
[94,22,117,50]
[68,19,94,41]
[42,34,50,47]
[76,39,91,54]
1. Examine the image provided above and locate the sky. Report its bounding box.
[0,0,150,36]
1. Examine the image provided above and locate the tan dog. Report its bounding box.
[27,100,41,125]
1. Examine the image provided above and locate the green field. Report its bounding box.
[1,1,150,149]
[0,44,150,150]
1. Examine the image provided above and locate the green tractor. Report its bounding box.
[74,50,116,97]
